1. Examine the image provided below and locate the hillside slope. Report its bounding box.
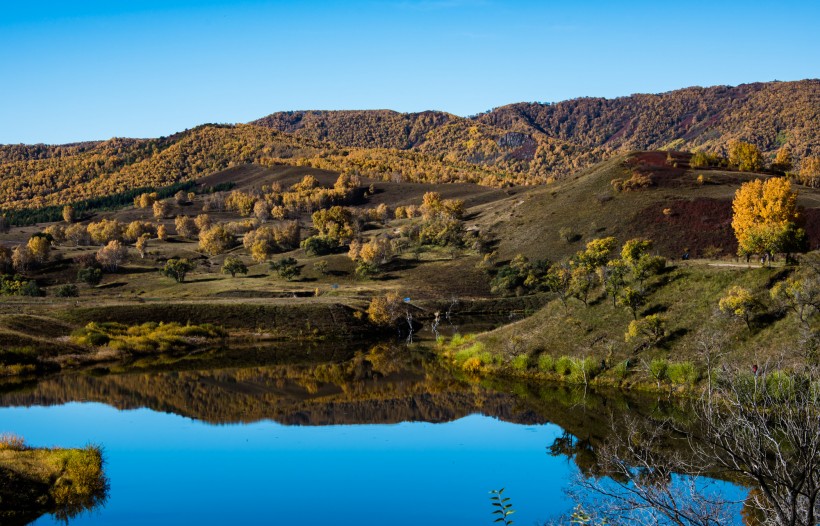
[477,151,820,262]
[253,80,820,181]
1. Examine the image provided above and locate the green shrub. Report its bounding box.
[648,358,669,384]
[766,371,796,401]
[569,357,600,383]
[19,280,43,297]
[55,284,79,297]
[612,360,629,380]
[555,356,573,376]
[667,361,699,385]
[453,342,485,365]
[449,333,474,348]
[511,354,529,371]
[537,354,555,373]
[77,267,103,286]
[301,235,337,257]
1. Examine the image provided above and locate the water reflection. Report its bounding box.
[0,341,738,525]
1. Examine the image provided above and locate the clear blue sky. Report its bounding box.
[1,0,818,144]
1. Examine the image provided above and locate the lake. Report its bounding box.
[0,342,743,525]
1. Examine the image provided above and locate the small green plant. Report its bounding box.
[667,361,699,385]
[555,356,574,376]
[511,354,529,371]
[55,284,79,297]
[766,370,796,401]
[489,488,515,525]
[647,358,669,388]
[537,354,554,373]
[612,360,629,381]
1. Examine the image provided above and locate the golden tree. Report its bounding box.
[731,177,801,259]
[728,140,764,172]
[152,200,170,220]
[96,240,128,271]
[174,216,198,239]
[62,205,75,223]
[27,236,51,265]
[799,157,820,188]
[772,145,793,173]
[199,224,234,255]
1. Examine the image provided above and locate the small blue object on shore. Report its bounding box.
[404,297,411,303]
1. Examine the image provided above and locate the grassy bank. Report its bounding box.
[0,434,107,524]
[440,261,815,395]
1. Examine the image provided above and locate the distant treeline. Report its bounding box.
[1,181,199,226]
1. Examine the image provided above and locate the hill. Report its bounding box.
[253,80,820,182]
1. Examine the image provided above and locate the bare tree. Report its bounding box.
[567,415,737,526]
[565,365,820,526]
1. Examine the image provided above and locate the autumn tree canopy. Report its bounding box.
[731,177,805,260]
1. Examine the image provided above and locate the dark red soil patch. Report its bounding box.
[626,197,737,258]
[624,151,691,188]
[802,208,820,252]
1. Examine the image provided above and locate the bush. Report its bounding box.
[537,354,555,373]
[568,357,600,384]
[667,361,699,385]
[19,280,43,297]
[77,267,103,286]
[463,356,482,374]
[270,257,301,280]
[55,284,79,297]
[161,258,195,283]
[511,354,529,371]
[301,235,337,257]
[612,360,629,380]
[648,358,669,384]
[70,321,226,353]
[555,356,574,376]
[453,342,486,366]
[766,371,796,402]
[221,256,248,278]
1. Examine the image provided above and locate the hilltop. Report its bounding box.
[1,80,817,217]
[253,80,820,182]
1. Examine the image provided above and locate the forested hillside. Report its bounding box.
[2,80,818,215]
[255,80,820,181]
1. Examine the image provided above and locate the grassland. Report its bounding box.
[0,154,818,393]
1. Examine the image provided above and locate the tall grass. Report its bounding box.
[71,321,226,353]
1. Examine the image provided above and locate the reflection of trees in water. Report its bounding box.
[0,343,560,426]
[549,367,820,526]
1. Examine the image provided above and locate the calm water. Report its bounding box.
[0,342,743,525]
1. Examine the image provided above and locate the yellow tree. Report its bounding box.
[731,177,803,260]
[772,145,793,173]
[728,140,764,172]
[799,157,820,188]
[62,205,75,223]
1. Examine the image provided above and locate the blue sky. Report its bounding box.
[1,0,818,144]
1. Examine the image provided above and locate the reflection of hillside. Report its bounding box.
[0,346,557,426]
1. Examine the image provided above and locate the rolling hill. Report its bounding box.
[253,80,820,182]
